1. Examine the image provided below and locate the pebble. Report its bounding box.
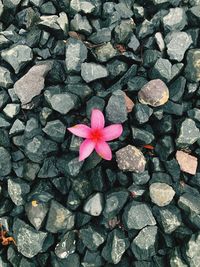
[138,79,169,107]
[149,182,175,207]
[134,103,153,124]
[14,61,53,106]
[13,218,47,258]
[125,94,134,113]
[94,42,117,63]
[42,119,66,143]
[185,232,200,267]
[70,14,92,35]
[81,62,108,83]
[162,8,187,32]
[0,66,13,89]
[122,200,156,230]
[3,103,20,118]
[150,58,172,83]
[185,49,200,82]
[83,192,103,216]
[0,146,11,176]
[116,145,146,173]
[176,150,198,175]
[8,178,30,206]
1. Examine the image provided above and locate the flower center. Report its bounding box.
[90,129,103,142]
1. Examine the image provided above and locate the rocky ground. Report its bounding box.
[0,0,200,266]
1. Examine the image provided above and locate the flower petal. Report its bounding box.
[91,109,105,129]
[68,124,91,138]
[79,139,95,161]
[102,124,123,141]
[95,141,112,160]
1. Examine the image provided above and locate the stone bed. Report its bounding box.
[0,0,200,266]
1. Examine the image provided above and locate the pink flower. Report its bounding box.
[67,109,123,161]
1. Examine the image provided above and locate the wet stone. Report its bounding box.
[65,38,88,73]
[80,225,106,251]
[46,200,75,233]
[149,182,175,207]
[103,190,129,219]
[150,58,172,83]
[0,146,11,176]
[106,90,127,123]
[116,145,146,173]
[13,218,47,258]
[8,178,30,206]
[131,226,158,260]
[102,229,130,264]
[25,201,49,230]
[0,66,13,89]
[176,118,200,146]
[138,79,169,107]
[83,192,103,216]
[81,62,108,83]
[176,151,198,175]
[122,200,156,230]
[1,45,33,74]
[42,120,66,143]
[55,231,76,259]
[165,31,192,62]
[185,49,200,82]
[162,7,187,32]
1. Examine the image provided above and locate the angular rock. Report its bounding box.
[149,182,175,207]
[128,34,140,51]
[3,103,20,118]
[13,218,47,258]
[14,61,53,106]
[0,89,9,109]
[106,90,127,123]
[162,8,187,32]
[134,103,153,124]
[176,118,200,146]
[0,146,11,176]
[185,232,200,267]
[185,49,200,82]
[8,178,30,206]
[55,231,76,259]
[9,119,25,136]
[131,226,158,260]
[131,127,154,146]
[131,171,151,185]
[138,79,169,107]
[46,200,75,233]
[94,42,117,63]
[1,45,33,74]
[83,192,103,216]
[165,31,192,62]
[65,38,87,73]
[107,59,128,80]
[122,200,156,230]
[70,0,95,14]
[102,229,130,264]
[70,14,92,35]
[88,28,111,44]
[151,58,172,83]
[42,120,66,143]
[116,145,146,173]
[0,66,13,89]
[81,62,108,83]
[170,247,188,267]
[176,151,198,175]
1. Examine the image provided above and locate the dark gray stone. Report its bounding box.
[81,62,108,83]
[114,19,133,43]
[38,157,59,178]
[151,58,172,83]
[88,28,111,44]
[86,96,105,118]
[107,59,128,80]
[122,200,156,230]
[13,218,47,258]
[0,146,11,176]
[134,103,153,124]
[0,66,13,89]
[131,171,150,185]
[42,120,66,143]
[131,127,154,145]
[55,231,76,259]
[8,178,30,206]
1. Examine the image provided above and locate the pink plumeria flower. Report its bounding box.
[67,109,123,161]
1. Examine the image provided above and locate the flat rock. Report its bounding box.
[116,145,146,173]
[0,146,11,176]
[14,61,53,106]
[0,66,13,89]
[122,200,156,230]
[176,151,198,175]
[13,218,47,258]
[149,182,175,207]
[81,62,108,83]
[83,192,103,216]
[138,79,169,107]
[165,31,192,62]
[185,49,200,82]
[1,45,33,74]
[42,119,66,143]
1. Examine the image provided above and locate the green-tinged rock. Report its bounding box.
[82,250,103,267]
[103,190,129,219]
[65,37,87,73]
[1,45,33,74]
[46,200,75,233]
[0,146,11,176]
[131,226,158,260]
[38,157,59,178]
[131,127,154,145]
[106,90,127,123]
[169,76,186,102]
[86,96,105,118]
[107,59,128,80]
[155,135,174,160]
[114,19,134,43]
[83,192,103,216]
[9,119,25,136]
[170,247,188,267]
[0,128,10,147]
[137,19,155,39]
[94,42,117,63]
[185,49,200,82]
[70,14,92,35]
[88,28,111,44]
[8,178,30,206]
[150,58,172,83]
[176,118,200,146]
[81,62,108,83]
[122,200,156,230]
[131,171,150,185]
[40,1,56,14]
[0,90,9,109]
[80,225,106,251]
[115,3,133,18]
[102,229,130,264]
[134,103,153,124]
[185,232,200,267]
[0,66,13,89]
[162,8,187,32]
[42,119,66,143]
[55,231,76,259]
[13,218,47,258]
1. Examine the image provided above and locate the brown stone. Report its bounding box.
[176,150,198,175]
[138,79,169,107]
[124,94,134,113]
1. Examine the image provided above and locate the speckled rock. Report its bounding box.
[83,192,103,216]
[185,49,200,82]
[176,151,198,175]
[149,182,175,207]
